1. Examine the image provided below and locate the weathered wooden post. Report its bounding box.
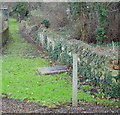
[72,53,78,107]
[71,44,78,107]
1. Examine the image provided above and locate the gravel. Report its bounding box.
[2,97,120,114]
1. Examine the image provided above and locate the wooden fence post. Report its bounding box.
[72,53,78,107]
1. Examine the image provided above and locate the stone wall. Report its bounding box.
[22,21,120,98]
[0,8,9,48]
[0,26,9,48]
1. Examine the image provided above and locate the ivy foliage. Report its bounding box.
[52,43,62,60]
[95,3,111,44]
[60,46,73,66]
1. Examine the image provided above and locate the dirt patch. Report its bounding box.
[2,97,120,113]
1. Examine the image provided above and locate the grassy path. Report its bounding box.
[1,18,119,107]
[2,19,72,107]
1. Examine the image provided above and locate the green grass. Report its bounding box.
[1,18,119,107]
[2,18,72,107]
